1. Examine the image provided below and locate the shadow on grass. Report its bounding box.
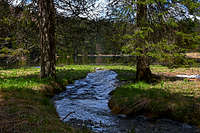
[111,69,137,82]
[109,68,200,127]
[0,87,91,133]
[0,67,93,133]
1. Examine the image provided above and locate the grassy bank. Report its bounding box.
[0,65,97,133]
[0,65,132,133]
[0,65,200,132]
[109,65,200,127]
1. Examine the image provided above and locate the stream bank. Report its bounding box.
[54,70,200,133]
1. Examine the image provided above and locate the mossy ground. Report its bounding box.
[109,65,200,127]
[0,65,200,132]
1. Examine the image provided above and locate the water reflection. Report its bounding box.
[56,55,136,65]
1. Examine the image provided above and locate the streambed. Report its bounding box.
[53,70,199,133]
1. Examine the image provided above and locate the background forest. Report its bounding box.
[0,0,124,67]
[0,0,199,68]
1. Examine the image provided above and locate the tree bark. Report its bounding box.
[136,0,152,82]
[136,56,151,82]
[39,0,56,79]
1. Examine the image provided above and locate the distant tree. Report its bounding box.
[108,0,200,82]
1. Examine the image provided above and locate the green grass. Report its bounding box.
[0,65,96,133]
[109,66,200,127]
[1,65,200,132]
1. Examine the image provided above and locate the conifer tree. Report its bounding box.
[108,0,200,82]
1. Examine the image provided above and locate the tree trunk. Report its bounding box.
[39,0,56,79]
[136,0,152,82]
[136,56,151,82]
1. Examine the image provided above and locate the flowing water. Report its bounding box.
[53,70,199,133]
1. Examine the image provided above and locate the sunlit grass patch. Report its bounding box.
[0,67,48,92]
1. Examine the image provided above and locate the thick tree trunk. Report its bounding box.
[136,56,151,82]
[39,0,56,79]
[136,0,152,81]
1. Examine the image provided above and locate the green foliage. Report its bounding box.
[0,2,40,66]
[108,0,200,68]
[122,20,200,66]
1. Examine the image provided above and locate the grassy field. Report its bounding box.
[0,65,200,132]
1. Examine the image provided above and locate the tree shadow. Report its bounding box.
[0,67,93,133]
[110,81,200,126]
[111,68,136,82]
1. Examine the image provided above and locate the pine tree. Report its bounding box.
[108,0,200,82]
